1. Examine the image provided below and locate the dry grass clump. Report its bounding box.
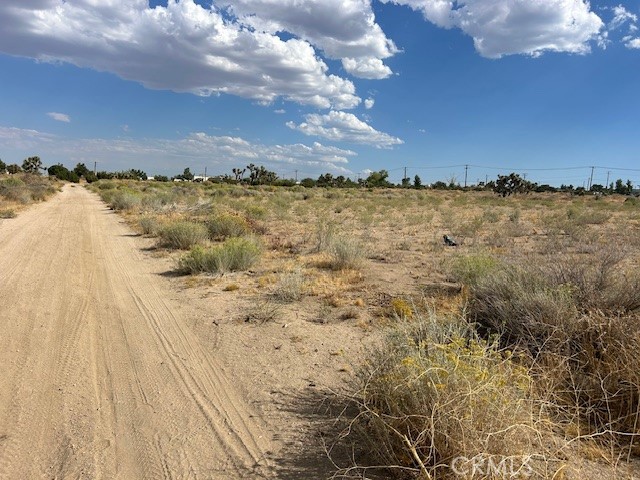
[177,236,261,274]
[139,216,161,235]
[310,220,366,270]
[313,220,337,252]
[273,269,306,302]
[341,312,550,479]
[327,236,366,270]
[0,209,17,219]
[244,299,282,324]
[159,220,208,249]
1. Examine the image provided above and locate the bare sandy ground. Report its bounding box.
[0,185,284,479]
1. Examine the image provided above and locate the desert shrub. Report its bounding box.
[139,216,161,236]
[535,313,640,443]
[546,247,640,314]
[468,264,579,348]
[29,184,54,201]
[328,236,365,270]
[0,209,16,218]
[159,220,208,249]
[108,191,140,211]
[0,175,55,204]
[314,220,336,252]
[343,313,548,479]
[466,249,640,445]
[141,192,176,211]
[244,300,282,324]
[390,297,413,319]
[273,269,306,302]
[177,237,261,273]
[0,177,30,203]
[447,254,499,286]
[206,213,250,239]
[566,206,609,225]
[0,177,25,188]
[244,204,267,220]
[508,208,521,223]
[95,180,116,190]
[482,208,501,223]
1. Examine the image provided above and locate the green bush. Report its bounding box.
[178,237,261,273]
[447,254,499,286]
[96,180,116,190]
[1,177,25,188]
[159,220,208,249]
[206,213,250,239]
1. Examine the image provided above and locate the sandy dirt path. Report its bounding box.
[0,185,275,479]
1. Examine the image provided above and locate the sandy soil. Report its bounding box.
[0,184,366,479]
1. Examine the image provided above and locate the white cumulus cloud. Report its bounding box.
[380,0,604,58]
[47,112,71,123]
[0,0,360,109]
[625,37,640,49]
[286,110,403,148]
[364,98,375,109]
[342,57,392,79]
[223,0,397,78]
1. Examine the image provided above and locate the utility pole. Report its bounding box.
[606,171,611,189]
[464,164,469,188]
[204,166,207,180]
[93,161,97,175]
[295,169,298,182]
[587,166,595,191]
[403,166,407,183]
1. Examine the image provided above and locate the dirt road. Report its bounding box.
[0,185,274,479]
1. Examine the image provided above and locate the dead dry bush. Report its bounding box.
[534,313,640,446]
[464,247,640,449]
[337,312,556,479]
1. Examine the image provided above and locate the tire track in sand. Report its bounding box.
[0,185,275,479]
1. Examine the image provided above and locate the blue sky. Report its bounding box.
[0,0,638,186]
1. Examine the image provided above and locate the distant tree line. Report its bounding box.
[160,165,638,195]
[1,158,635,195]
